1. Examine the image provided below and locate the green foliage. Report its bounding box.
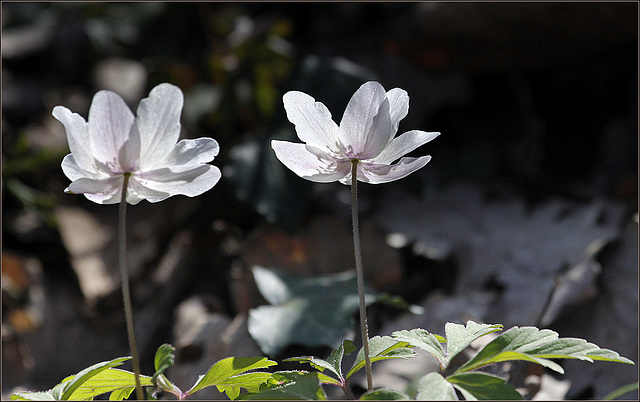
[456,325,635,375]
[239,372,327,400]
[11,322,634,401]
[9,357,153,401]
[346,336,416,381]
[185,356,277,399]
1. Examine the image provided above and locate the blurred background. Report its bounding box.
[2,2,637,400]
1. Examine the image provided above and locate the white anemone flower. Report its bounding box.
[53,83,221,205]
[272,81,439,184]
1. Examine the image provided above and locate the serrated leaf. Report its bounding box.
[359,389,411,400]
[186,356,277,398]
[458,326,635,375]
[444,322,503,367]
[392,328,448,369]
[239,372,327,400]
[55,357,131,400]
[416,372,458,400]
[66,368,153,401]
[9,391,56,401]
[346,336,416,380]
[285,339,356,383]
[447,372,522,400]
[264,371,339,388]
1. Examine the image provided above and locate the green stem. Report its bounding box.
[351,160,373,392]
[119,173,144,400]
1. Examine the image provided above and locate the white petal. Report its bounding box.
[283,91,340,151]
[358,156,432,184]
[134,164,221,201]
[61,153,101,181]
[339,81,392,159]
[386,88,409,132]
[52,106,93,172]
[271,140,350,183]
[66,176,124,204]
[372,130,440,165]
[136,83,184,169]
[162,137,219,166]
[88,90,139,172]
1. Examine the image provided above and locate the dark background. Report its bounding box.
[2,2,638,400]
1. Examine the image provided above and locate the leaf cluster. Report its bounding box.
[11,322,635,401]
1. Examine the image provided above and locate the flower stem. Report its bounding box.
[119,173,144,400]
[351,160,373,392]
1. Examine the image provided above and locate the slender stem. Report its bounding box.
[119,173,144,400]
[351,160,373,392]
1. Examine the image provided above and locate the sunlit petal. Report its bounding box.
[358,156,432,184]
[52,106,93,172]
[88,90,139,172]
[136,83,184,169]
[339,81,392,159]
[283,91,340,152]
[372,130,440,165]
[135,164,222,201]
[163,138,219,166]
[271,140,351,183]
[66,176,124,204]
[386,88,409,133]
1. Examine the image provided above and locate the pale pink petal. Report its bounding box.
[52,106,93,172]
[283,91,340,152]
[134,164,222,201]
[339,81,392,160]
[371,130,440,165]
[88,90,139,172]
[358,156,432,184]
[271,140,351,183]
[66,176,124,204]
[135,83,184,169]
[386,88,409,132]
[163,138,219,166]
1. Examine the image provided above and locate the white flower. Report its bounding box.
[54,83,221,204]
[271,81,439,184]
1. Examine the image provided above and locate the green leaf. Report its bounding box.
[458,326,635,374]
[150,344,182,397]
[239,372,327,400]
[359,389,411,400]
[186,356,277,398]
[249,266,379,356]
[415,373,458,400]
[9,391,56,401]
[65,368,153,401]
[444,322,504,367]
[447,372,522,400]
[346,336,416,380]
[285,339,356,383]
[392,328,448,369]
[56,357,131,400]
[153,344,175,378]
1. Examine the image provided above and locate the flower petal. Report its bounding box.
[371,130,440,165]
[61,154,102,181]
[386,88,409,132]
[163,138,219,167]
[66,176,124,204]
[134,164,221,202]
[358,156,432,184]
[136,83,184,169]
[52,106,93,172]
[88,90,139,172]
[271,140,350,183]
[339,81,392,159]
[283,91,340,152]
